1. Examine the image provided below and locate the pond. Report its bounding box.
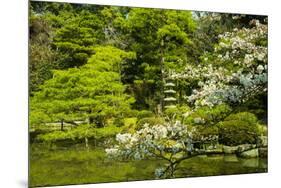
[29,143,267,187]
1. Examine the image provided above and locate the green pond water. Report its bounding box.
[29,144,267,187]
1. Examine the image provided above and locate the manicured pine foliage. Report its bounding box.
[30,46,135,146]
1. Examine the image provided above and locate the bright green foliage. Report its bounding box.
[182,104,232,142]
[30,2,110,69]
[192,125,219,142]
[86,46,136,72]
[122,118,138,133]
[184,104,232,125]
[119,8,196,109]
[225,112,258,124]
[99,6,130,48]
[218,112,260,146]
[136,110,154,120]
[52,10,105,68]
[38,124,122,143]
[29,110,52,131]
[164,105,190,121]
[30,46,135,129]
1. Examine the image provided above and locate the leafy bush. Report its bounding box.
[124,118,137,127]
[164,105,190,120]
[113,118,125,127]
[136,110,154,120]
[183,104,231,125]
[192,125,219,142]
[126,109,139,118]
[218,112,260,146]
[225,112,258,124]
[122,118,138,133]
[257,123,267,136]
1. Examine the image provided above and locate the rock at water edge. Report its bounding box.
[240,148,259,158]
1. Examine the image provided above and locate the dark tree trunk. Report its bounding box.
[60,119,64,131]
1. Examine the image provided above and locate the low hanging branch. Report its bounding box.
[105,121,218,178]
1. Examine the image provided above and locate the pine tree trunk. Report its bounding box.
[60,119,64,131]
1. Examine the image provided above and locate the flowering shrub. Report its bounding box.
[106,121,217,178]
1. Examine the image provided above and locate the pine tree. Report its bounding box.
[30,46,135,134]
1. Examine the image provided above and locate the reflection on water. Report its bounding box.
[175,154,267,178]
[206,154,267,168]
[241,158,264,168]
[29,144,267,187]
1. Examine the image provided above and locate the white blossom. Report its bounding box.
[169,20,267,109]
[257,65,264,74]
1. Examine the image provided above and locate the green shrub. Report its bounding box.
[124,118,138,127]
[122,118,138,133]
[95,125,122,139]
[192,125,219,141]
[127,110,139,117]
[136,110,154,120]
[113,118,125,127]
[225,112,258,124]
[164,105,190,120]
[136,117,165,130]
[257,123,267,136]
[218,112,260,146]
[184,104,231,125]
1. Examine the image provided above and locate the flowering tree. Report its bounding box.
[168,19,268,147]
[106,121,218,178]
[170,19,267,109]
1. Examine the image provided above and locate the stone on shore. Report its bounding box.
[223,145,238,154]
[240,148,259,158]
